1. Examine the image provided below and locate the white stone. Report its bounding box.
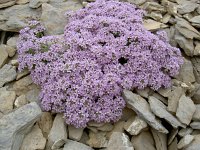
[177,135,194,149]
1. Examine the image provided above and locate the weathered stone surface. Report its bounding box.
[124,116,147,135]
[190,122,200,129]
[142,2,165,12]
[0,4,41,32]
[176,95,196,125]
[136,87,153,98]
[183,134,200,150]
[68,125,84,141]
[107,132,133,150]
[194,42,200,56]
[0,64,16,87]
[168,129,178,145]
[151,128,167,150]
[0,0,15,9]
[178,128,193,137]
[16,69,30,80]
[0,87,16,114]
[79,131,89,145]
[47,114,67,149]
[14,95,27,108]
[175,58,195,84]
[121,107,136,122]
[51,139,65,150]
[191,57,200,83]
[143,19,168,31]
[167,87,184,113]
[16,0,29,4]
[177,1,198,14]
[87,131,108,148]
[122,90,168,133]
[20,124,46,150]
[168,137,178,150]
[0,102,42,150]
[175,18,200,40]
[131,130,156,150]
[178,135,194,149]
[193,105,200,121]
[97,123,113,132]
[107,121,125,138]
[7,36,18,49]
[149,96,184,128]
[190,15,200,25]
[0,45,8,68]
[26,88,40,103]
[127,0,146,5]
[64,140,94,150]
[38,112,53,138]
[157,87,172,98]
[29,0,49,8]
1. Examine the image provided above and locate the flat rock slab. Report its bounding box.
[0,102,42,150]
[63,140,94,150]
[176,95,196,125]
[151,128,167,150]
[183,134,200,150]
[0,64,16,87]
[178,135,194,149]
[122,90,168,134]
[149,96,185,128]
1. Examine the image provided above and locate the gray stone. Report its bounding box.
[142,2,165,13]
[52,139,65,150]
[176,95,196,125]
[0,4,41,32]
[143,19,168,31]
[87,131,108,148]
[122,90,168,133]
[16,69,30,80]
[0,64,16,87]
[20,124,46,150]
[16,0,29,4]
[190,15,200,24]
[64,140,94,150]
[121,107,136,122]
[97,123,113,132]
[107,132,133,150]
[0,0,15,9]
[151,128,167,150]
[29,0,49,8]
[168,129,178,145]
[0,102,42,150]
[68,125,84,141]
[7,36,18,49]
[193,105,200,121]
[124,116,147,136]
[178,135,194,149]
[14,95,27,108]
[131,130,156,150]
[47,114,67,149]
[190,122,200,129]
[175,58,195,84]
[38,112,53,138]
[26,88,40,103]
[127,0,146,5]
[178,128,193,137]
[167,87,184,113]
[149,96,185,128]
[79,131,89,145]
[136,87,153,98]
[157,87,172,98]
[107,121,125,138]
[191,57,200,83]
[194,42,200,56]
[168,137,178,150]
[177,1,198,14]
[0,45,8,68]
[183,134,200,150]
[0,87,16,114]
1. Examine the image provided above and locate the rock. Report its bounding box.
[149,96,185,128]
[152,93,168,105]
[107,132,133,150]
[178,135,194,149]
[16,69,30,80]
[0,4,41,32]
[14,95,27,108]
[143,19,168,31]
[0,87,16,114]
[37,112,53,138]
[178,128,193,137]
[0,102,42,150]
[107,121,125,138]
[52,139,65,150]
[0,45,8,68]
[177,1,198,14]
[175,18,200,40]
[121,107,136,122]
[194,42,200,56]
[63,140,94,150]
[142,2,166,13]
[183,134,200,150]
[29,0,49,8]
[16,0,29,4]
[87,131,108,148]
[47,114,67,149]
[0,64,16,87]
[88,121,105,128]
[168,137,178,150]
[20,124,46,150]
[68,125,84,141]
[79,131,89,145]
[167,87,184,113]
[131,130,156,150]
[168,129,178,145]
[7,36,18,49]
[41,3,66,35]
[162,14,171,24]
[136,87,153,98]
[193,105,200,121]
[190,15,200,24]
[151,128,167,150]
[157,87,172,98]
[191,57,200,83]
[122,90,168,133]
[149,12,162,21]
[124,116,147,135]
[97,123,113,132]
[174,32,195,56]
[175,58,195,84]
[127,0,146,5]
[0,0,15,9]
[190,122,200,129]
[0,44,16,58]
[176,95,196,125]
[25,88,40,103]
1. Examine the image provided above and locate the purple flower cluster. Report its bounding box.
[17,0,183,127]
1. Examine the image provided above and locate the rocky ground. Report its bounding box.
[0,0,200,150]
